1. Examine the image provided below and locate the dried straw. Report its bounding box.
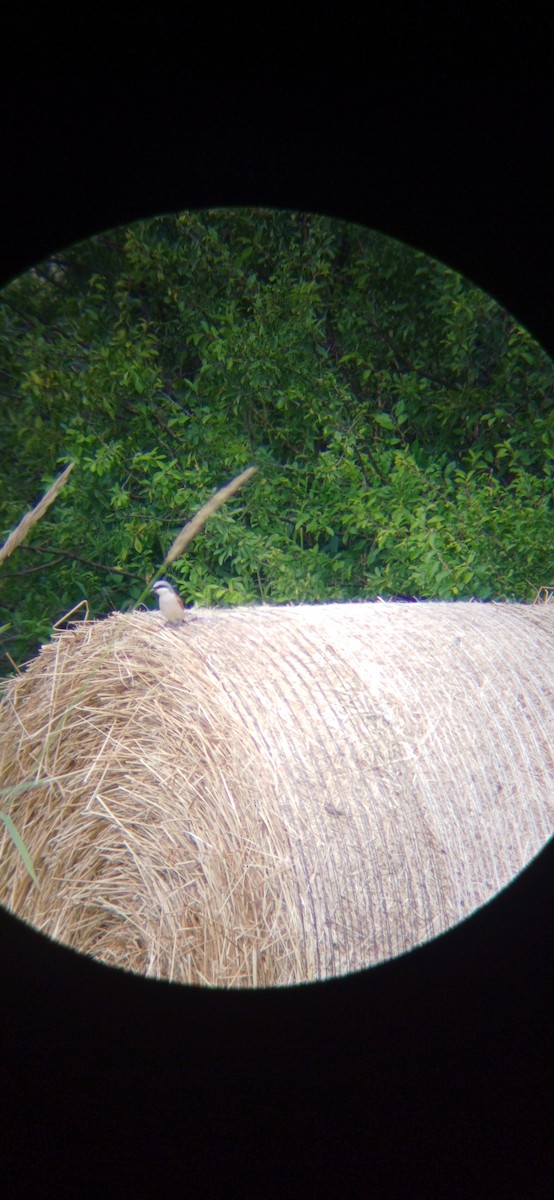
[0,463,74,566]
[0,601,553,987]
[163,466,257,566]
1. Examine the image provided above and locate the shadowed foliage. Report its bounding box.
[0,209,552,674]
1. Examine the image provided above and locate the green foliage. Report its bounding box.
[1,209,553,672]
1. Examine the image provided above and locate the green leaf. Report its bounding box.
[374,413,396,430]
[0,810,39,885]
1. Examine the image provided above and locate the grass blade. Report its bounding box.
[0,810,39,885]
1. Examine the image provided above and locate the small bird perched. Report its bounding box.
[151,579,186,626]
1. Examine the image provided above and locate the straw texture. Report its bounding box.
[0,601,553,987]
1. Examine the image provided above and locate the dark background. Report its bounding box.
[1,75,553,1196]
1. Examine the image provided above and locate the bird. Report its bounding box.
[150,579,186,625]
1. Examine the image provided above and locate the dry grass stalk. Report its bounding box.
[532,586,554,605]
[163,466,257,567]
[0,600,553,988]
[0,462,74,567]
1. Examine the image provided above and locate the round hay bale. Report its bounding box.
[0,601,553,987]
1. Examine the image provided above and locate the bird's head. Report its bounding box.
[151,580,178,598]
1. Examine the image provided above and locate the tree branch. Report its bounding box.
[7,544,145,582]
